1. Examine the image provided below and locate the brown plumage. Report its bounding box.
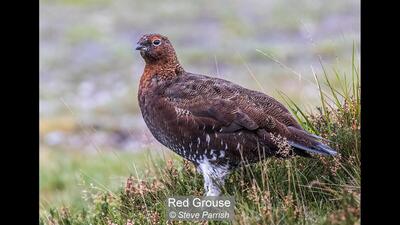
[136,33,336,196]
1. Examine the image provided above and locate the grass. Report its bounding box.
[39,51,360,224]
[40,148,152,211]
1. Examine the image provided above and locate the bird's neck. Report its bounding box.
[140,58,184,89]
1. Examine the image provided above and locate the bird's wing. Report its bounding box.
[161,74,336,156]
[162,74,298,133]
[161,95,258,133]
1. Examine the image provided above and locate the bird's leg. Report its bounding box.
[198,161,229,196]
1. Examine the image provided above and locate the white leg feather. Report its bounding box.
[197,159,229,196]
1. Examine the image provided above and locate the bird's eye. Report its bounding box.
[152,39,161,46]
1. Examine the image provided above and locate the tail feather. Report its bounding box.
[294,128,334,143]
[315,143,337,156]
[289,141,337,156]
[287,126,337,156]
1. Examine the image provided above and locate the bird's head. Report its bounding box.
[135,33,177,65]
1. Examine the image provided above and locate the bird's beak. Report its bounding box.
[135,44,147,51]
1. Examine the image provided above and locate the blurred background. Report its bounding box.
[40,0,360,209]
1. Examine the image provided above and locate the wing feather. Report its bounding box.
[160,73,336,156]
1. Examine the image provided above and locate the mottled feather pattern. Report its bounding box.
[136,34,336,196]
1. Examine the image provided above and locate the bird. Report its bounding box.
[135,33,337,196]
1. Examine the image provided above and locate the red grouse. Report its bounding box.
[136,34,336,196]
